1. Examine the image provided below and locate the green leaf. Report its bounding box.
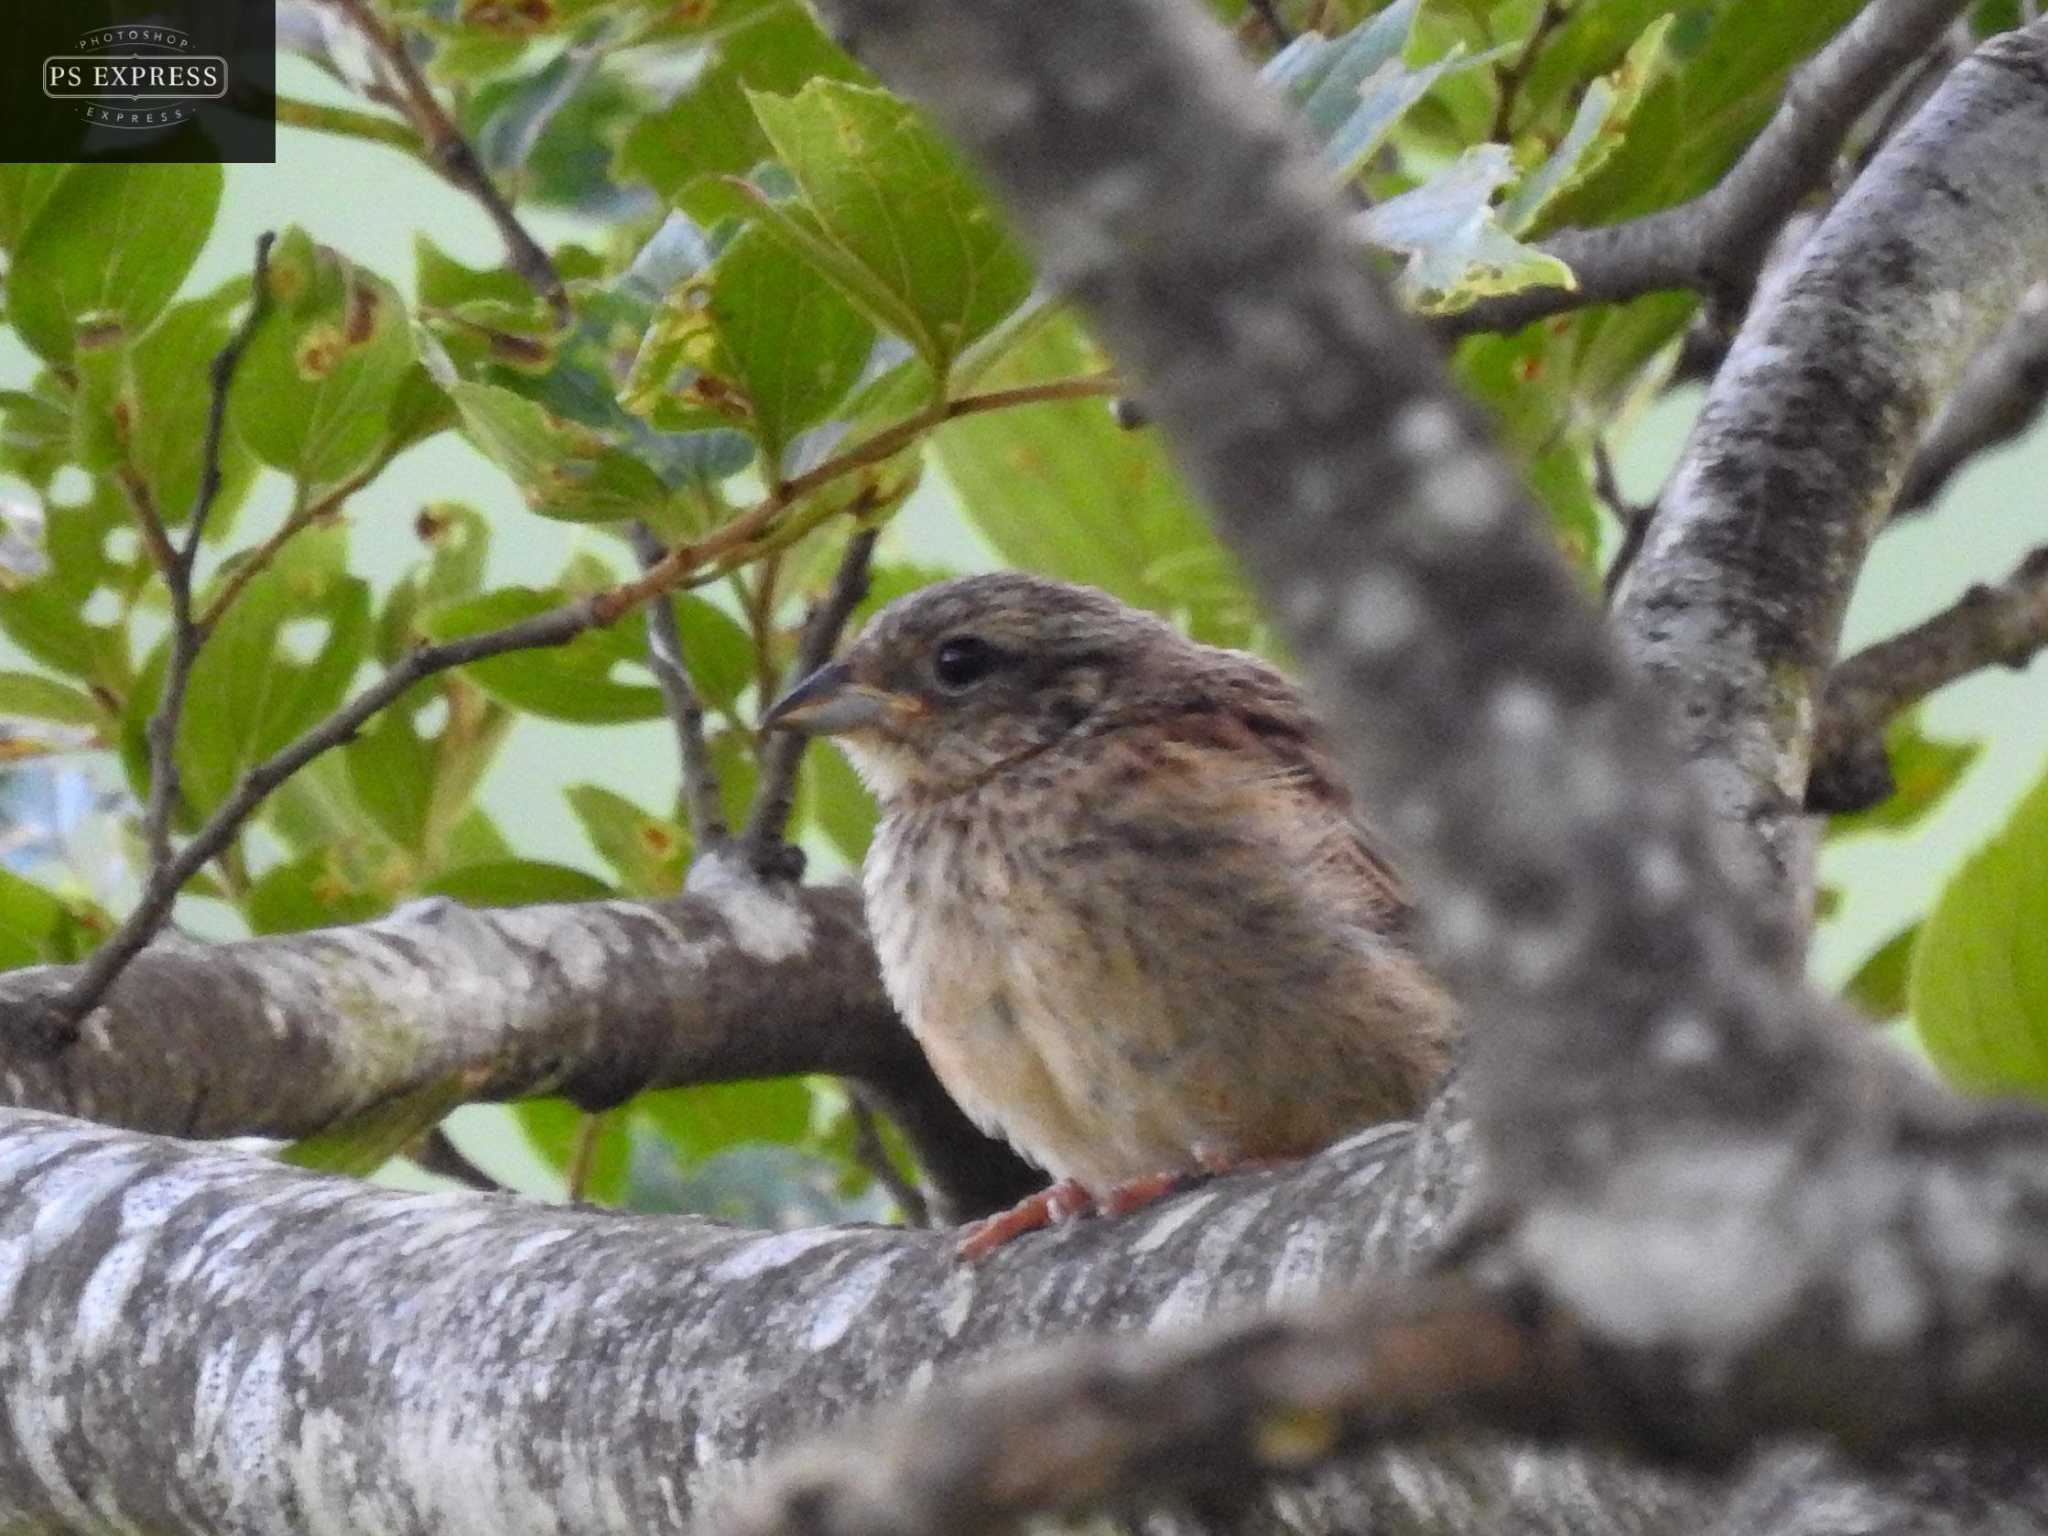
[0,378,75,489]
[1845,924,1918,1026]
[1828,715,1983,840]
[748,80,1034,374]
[442,806,516,869]
[566,784,689,896]
[113,286,261,537]
[0,481,130,686]
[1357,144,1577,314]
[6,164,222,363]
[0,670,101,727]
[669,594,755,711]
[0,165,70,253]
[623,222,874,475]
[378,501,495,661]
[1911,767,2048,1096]
[515,1097,629,1203]
[639,1078,814,1165]
[0,869,103,970]
[131,532,372,820]
[1264,0,1464,182]
[707,726,760,832]
[934,315,1259,647]
[801,738,879,862]
[421,587,667,723]
[346,707,438,853]
[229,227,417,489]
[611,0,865,211]
[1540,1,1865,228]
[244,848,393,936]
[1520,0,1672,126]
[421,859,614,906]
[1503,19,1669,237]
[281,1069,484,1178]
[1525,441,1602,584]
[451,381,670,524]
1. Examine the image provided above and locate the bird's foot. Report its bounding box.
[955,1177,1095,1260]
[955,1168,1226,1260]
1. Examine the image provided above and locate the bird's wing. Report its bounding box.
[1128,649,1415,936]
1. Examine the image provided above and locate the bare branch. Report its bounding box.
[1895,281,2048,514]
[738,527,879,878]
[1488,0,1565,145]
[134,232,276,872]
[1441,0,1969,339]
[1808,544,2048,812]
[629,521,729,847]
[324,0,570,324]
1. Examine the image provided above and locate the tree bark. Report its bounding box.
[0,880,1034,1223]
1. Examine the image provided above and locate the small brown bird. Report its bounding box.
[765,572,1452,1257]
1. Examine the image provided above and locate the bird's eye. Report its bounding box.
[932,636,999,691]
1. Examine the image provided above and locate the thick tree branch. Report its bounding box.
[1440,0,1968,340]
[0,884,1032,1222]
[723,1274,1571,1536]
[1612,27,2048,932]
[1808,544,2048,812]
[1,1096,2041,1536]
[0,1102,1709,1536]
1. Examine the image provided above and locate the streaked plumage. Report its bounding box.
[766,572,1452,1247]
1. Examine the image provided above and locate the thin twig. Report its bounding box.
[629,521,729,847]
[29,376,1113,1050]
[847,1086,931,1228]
[325,0,570,325]
[1807,545,2048,812]
[736,527,879,877]
[1591,439,1653,604]
[135,233,276,872]
[1488,0,1565,144]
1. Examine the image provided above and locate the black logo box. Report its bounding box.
[4,1,273,165]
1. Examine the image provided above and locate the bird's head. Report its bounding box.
[762,571,1176,802]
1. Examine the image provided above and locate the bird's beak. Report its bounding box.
[761,661,896,735]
